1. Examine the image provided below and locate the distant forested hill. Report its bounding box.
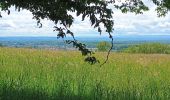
[0,35,170,51]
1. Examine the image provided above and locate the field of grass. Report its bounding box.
[0,47,170,100]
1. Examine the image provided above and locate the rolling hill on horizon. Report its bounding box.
[0,35,170,51]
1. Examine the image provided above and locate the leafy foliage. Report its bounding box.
[122,43,170,54]
[0,0,170,64]
[152,0,170,17]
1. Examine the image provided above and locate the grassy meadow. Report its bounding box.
[0,47,170,100]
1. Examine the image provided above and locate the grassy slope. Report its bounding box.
[0,47,170,100]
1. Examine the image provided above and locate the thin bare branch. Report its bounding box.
[100,33,114,67]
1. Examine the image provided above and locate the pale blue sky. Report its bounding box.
[0,1,170,37]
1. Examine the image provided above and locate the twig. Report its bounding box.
[100,33,114,67]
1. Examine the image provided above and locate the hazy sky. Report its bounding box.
[0,1,170,37]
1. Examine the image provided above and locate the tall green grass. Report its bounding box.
[1,47,170,100]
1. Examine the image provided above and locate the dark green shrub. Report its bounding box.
[97,41,111,52]
[122,43,170,54]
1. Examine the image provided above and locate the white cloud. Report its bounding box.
[113,3,170,36]
[0,1,170,37]
[0,7,57,36]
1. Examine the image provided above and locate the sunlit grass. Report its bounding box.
[0,47,170,100]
